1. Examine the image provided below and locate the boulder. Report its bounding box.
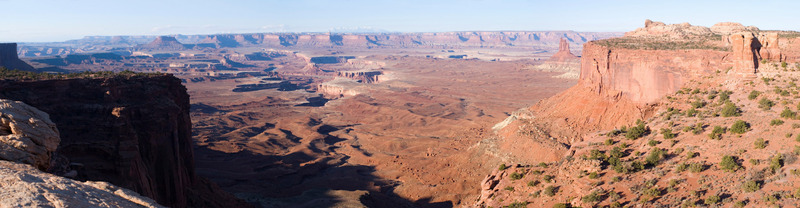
[0,99,59,170]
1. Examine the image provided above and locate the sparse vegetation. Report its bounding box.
[770,119,785,126]
[625,120,650,140]
[759,98,776,110]
[754,138,767,149]
[543,185,557,196]
[748,90,761,100]
[660,128,676,139]
[742,180,761,192]
[0,68,164,81]
[721,102,742,117]
[509,172,524,180]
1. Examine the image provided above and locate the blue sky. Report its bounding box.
[2,0,799,42]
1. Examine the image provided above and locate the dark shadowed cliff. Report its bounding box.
[0,74,252,208]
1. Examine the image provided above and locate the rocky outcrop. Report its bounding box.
[531,38,581,78]
[0,43,35,71]
[0,160,166,207]
[0,75,250,208]
[336,71,383,83]
[0,99,60,170]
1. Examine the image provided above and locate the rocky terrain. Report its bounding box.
[0,73,251,208]
[0,43,35,71]
[0,99,165,207]
[478,20,800,207]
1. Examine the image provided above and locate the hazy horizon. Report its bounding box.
[3,0,799,42]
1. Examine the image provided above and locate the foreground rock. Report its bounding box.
[0,99,59,170]
[0,74,251,208]
[0,160,164,207]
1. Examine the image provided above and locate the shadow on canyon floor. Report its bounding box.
[193,136,454,208]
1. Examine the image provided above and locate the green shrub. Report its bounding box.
[552,203,570,208]
[543,185,557,196]
[510,172,524,180]
[504,186,514,191]
[759,98,775,110]
[708,126,727,140]
[748,90,761,100]
[719,155,742,172]
[645,148,666,166]
[582,190,602,203]
[498,164,508,171]
[691,100,706,108]
[705,195,721,205]
[506,202,528,208]
[769,154,783,173]
[537,162,548,168]
[604,138,614,145]
[689,163,705,173]
[730,120,750,134]
[770,119,785,126]
[660,128,676,139]
[742,180,761,192]
[685,107,698,117]
[675,162,688,172]
[719,91,732,103]
[721,102,742,117]
[781,107,797,118]
[527,180,539,187]
[543,175,554,183]
[588,172,599,179]
[648,140,660,146]
[754,138,767,149]
[625,120,650,140]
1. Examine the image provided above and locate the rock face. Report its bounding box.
[0,160,165,207]
[336,71,383,83]
[0,99,60,170]
[531,38,581,78]
[0,75,250,208]
[0,43,35,71]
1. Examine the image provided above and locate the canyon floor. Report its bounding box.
[184,49,575,207]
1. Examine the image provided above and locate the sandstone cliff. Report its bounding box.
[0,99,60,170]
[136,36,187,50]
[492,20,786,165]
[0,43,35,71]
[0,75,250,208]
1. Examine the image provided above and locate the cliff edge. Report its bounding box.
[0,43,35,71]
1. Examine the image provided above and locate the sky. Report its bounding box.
[1,0,799,42]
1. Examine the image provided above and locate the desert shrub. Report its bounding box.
[530,170,543,175]
[625,120,650,140]
[510,172,524,180]
[689,163,705,173]
[734,201,746,207]
[685,107,698,117]
[582,190,603,203]
[708,126,727,140]
[721,102,742,117]
[675,162,689,172]
[718,90,733,103]
[498,164,508,171]
[543,185,557,196]
[552,203,570,208]
[645,148,666,166]
[691,100,706,108]
[730,120,750,134]
[504,186,514,191]
[742,180,761,192]
[781,107,797,119]
[750,159,760,165]
[759,98,776,110]
[537,162,548,168]
[691,122,705,135]
[589,149,607,161]
[769,154,783,173]
[783,62,789,68]
[588,172,599,179]
[754,138,767,149]
[770,119,785,126]
[527,180,539,187]
[686,151,697,159]
[648,140,659,146]
[660,128,676,139]
[705,195,721,205]
[604,138,614,145]
[506,202,528,208]
[748,90,761,100]
[719,155,742,172]
[543,175,554,183]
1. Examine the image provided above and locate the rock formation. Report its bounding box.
[0,99,60,170]
[0,75,250,208]
[531,38,581,78]
[493,20,775,165]
[0,160,166,207]
[0,43,35,71]
[336,71,383,83]
[137,36,187,50]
